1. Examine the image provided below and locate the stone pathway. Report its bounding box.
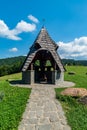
[18,86,71,130]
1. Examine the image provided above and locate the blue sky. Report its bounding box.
[0,0,87,59]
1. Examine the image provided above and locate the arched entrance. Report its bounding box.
[31,49,60,83]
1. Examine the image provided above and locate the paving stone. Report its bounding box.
[28,118,39,124]
[60,118,67,125]
[29,102,36,107]
[20,119,30,125]
[49,114,59,122]
[44,112,59,122]
[63,125,71,130]
[28,111,36,118]
[36,106,43,111]
[36,124,52,130]
[37,101,43,106]
[44,103,57,111]
[44,112,57,117]
[22,111,29,119]
[52,122,63,130]
[28,103,37,111]
[36,110,43,118]
[18,124,25,130]
[39,117,50,124]
[18,86,71,130]
[58,112,66,119]
[25,124,35,130]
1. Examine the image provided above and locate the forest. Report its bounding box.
[0,56,87,77]
[0,56,25,76]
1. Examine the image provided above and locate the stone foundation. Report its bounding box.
[56,71,64,84]
[52,71,64,84]
[22,70,34,84]
[22,70,64,84]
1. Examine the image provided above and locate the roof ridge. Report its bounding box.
[33,27,58,49]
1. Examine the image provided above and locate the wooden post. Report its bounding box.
[31,63,33,70]
[54,63,56,70]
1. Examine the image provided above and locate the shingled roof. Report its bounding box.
[22,27,64,72]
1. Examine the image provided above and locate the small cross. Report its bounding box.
[42,19,45,27]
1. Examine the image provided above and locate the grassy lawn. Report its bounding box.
[0,73,31,130]
[65,66,87,88]
[0,72,22,81]
[55,66,87,130]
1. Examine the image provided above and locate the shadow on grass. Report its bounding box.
[10,80,22,85]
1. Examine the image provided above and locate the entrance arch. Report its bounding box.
[31,49,60,83]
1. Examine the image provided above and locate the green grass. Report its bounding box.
[1,66,87,130]
[55,66,87,130]
[0,73,31,130]
[65,66,87,88]
[0,72,22,81]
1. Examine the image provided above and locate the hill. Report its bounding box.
[62,59,87,66]
[1,56,87,67]
[0,56,87,77]
[0,56,26,76]
[0,56,26,66]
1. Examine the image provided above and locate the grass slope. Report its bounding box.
[0,73,31,130]
[65,66,87,88]
[55,66,87,130]
[0,73,22,81]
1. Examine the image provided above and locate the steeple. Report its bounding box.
[42,18,45,28]
[33,27,58,50]
[22,27,64,72]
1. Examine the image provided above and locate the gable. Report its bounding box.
[22,27,64,72]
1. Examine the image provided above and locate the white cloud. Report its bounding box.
[0,20,9,33]
[58,37,87,60]
[15,20,36,33]
[23,54,27,56]
[9,47,18,52]
[28,15,39,23]
[0,18,36,40]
